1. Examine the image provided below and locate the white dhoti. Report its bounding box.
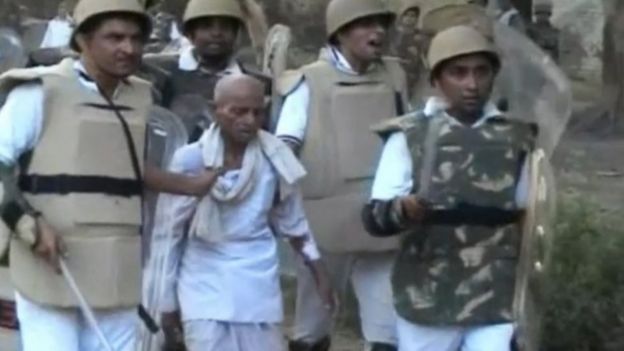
[16,292,137,351]
[184,319,286,351]
[293,250,397,347]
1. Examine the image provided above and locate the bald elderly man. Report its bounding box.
[156,75,334,351]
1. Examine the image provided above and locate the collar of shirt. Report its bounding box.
[74,60,126,99]
[423,96,502,128]
[326,45,379,76]
[178,46,242,74]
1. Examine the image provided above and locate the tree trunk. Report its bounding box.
[602,0,624,133]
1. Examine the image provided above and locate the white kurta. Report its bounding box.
[39,17,72,48]
[157,142,319,324]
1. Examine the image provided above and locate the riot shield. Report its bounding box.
[140,106,188,351]
[0,28,27,75]
[142,106,189,261]
[514,149,556,351]
[492,21,572,157]
[263,24,292,132]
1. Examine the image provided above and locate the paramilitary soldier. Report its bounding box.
[276,0,408,350]
[363,25,537,351]
[0,0,223,350]
[528,1,560,62]
[156,0,270,141]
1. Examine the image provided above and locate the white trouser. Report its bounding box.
[184,319,285,351]
[16,293,138,351]
[293,251,397,347]
[397,317,514,351]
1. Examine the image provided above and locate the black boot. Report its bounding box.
[370,342,398,351]
[288,336,331,351]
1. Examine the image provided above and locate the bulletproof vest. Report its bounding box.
[2,58,151,308]
[391,111,535,326]
[299,54,407,253]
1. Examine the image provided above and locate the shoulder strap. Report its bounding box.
[97,88,143,184]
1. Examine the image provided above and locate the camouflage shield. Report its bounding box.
[0,28,27,75]
[140,106,188,351]
[263,24,292,132]
[514,149,556,351]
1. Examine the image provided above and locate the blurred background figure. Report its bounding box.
[39,1,72,48]
[494,0,527,34]
[528,1,559,62]
[392,0,426,103]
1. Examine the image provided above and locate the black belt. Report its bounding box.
[19,175,142,197]
[425,203,523,227]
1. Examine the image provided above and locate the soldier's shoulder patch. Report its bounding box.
[276,70,305,96]
[371,111,427,138]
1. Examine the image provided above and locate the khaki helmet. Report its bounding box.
[427,25,500,77]
[71,0,151,51]
[533,1,553,14]
[326,0,395,39]
[419,2,493,39]
[183,0,244,31]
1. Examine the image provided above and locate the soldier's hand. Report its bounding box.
[161,310,186,351]
[399,195,428,223]
[33,217,66,274]
[187,167,225,196]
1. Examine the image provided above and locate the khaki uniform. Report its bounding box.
[284,54,406,253]
[0,58,151,309]
[279,50,407,349]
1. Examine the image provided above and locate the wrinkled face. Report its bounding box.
[79,17,146,79]
[215,87,265,145]
[434,53,496,118]
[336,15,392,63]
[188,16,239,60]
[401,8,420,28]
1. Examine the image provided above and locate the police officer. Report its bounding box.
[0,0,220,349]
[276,0,408,350]
[156,0,269,140]
[528,1,560,62]
[363,25,536,351]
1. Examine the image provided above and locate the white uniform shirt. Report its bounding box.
[39,17,73,48]
[275,46,384,146]
[0,61,120,165]
[157,142,320,323]
[371,96,529,206]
